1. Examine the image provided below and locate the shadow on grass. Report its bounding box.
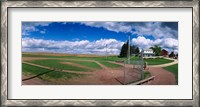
[22,69,56,81]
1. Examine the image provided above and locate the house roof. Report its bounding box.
[162,49,168,52]
[144,49,153,51]
[143,53,155,55]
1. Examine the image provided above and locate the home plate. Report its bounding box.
[115,68,141,85]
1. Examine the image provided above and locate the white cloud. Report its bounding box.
[22,22,178,54]
[22,22,52,36]
[40,29,46,34]
[40,31,45,34]
[81,22,178,40]
[162,38,178,49]
[133,22,178,39]
[22,37,124,55]
[80,22,178,54]
[131,36,178,53]
[81,22,132,33]
[132,36,154,49]
[22,22,178,40]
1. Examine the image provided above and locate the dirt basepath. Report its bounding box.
[23,57,49,61]
[145,67,176,85]
[60,62,97,71]
[107,61,124,66]
[93,61,109,70]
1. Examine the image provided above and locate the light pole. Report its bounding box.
[141,49,144,79]
[106,44,108,60]
[127,34,131,64]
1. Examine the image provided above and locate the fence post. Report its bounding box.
[124,60,126,85]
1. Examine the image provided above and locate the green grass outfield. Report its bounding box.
[23,53,173,65]
[66,60,102,69]
[23,63,82,80]
[163,64,178,84]
[22,53,125,62]
[26,59,122,71]
[144,58,173,65]
[27,59,89,72]
[99,61,122,68]
[127,57,173,65]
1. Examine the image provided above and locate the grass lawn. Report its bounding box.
[22,63,82,80]
[99,61,122,68]
[23,53,123,69]
[163,64,178,83]
[23,53,173,66]
[144,71,151,78]
[144,58,173,65]
[22,53,125,62]
[23,63,51,75]
[127,57,173,65]
[27,59,89,72]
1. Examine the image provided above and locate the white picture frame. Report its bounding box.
[1,1,199,106]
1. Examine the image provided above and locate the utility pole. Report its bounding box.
[127,34,130,64]
[141,49,144,79]
[106,44,108,60]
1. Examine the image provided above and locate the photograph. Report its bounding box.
[22,22,178,85]
[1,0,198,106]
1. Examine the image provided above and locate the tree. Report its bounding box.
[118,41,140,58]
[119,41,133,58]
[175,53,178,59]
[135,47,140,54]
[169,52,175,58]
[131,45,140,55]
[150,45,162,56]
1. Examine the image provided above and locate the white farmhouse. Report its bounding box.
[143,49,155,57]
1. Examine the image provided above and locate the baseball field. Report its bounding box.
[22,52,175,85]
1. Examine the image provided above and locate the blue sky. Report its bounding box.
[22,22,178,55]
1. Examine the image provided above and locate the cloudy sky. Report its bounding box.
[22,22,178,55]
